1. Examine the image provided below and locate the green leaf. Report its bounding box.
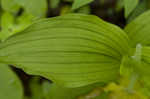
[120,55,134,77]
[1,0,20,14]
[77,5,91,14]
[0,14,129,87]
[125,10,150,47]
[120,44,142,82]
[16,0,47,17]
[49,0,61,9]
[127,0,147,23]
[124,0,139,18]
[135,46,150,95]
[124,11,150,94]
[43,82,105,99]
[14,12,34,33]
[72,0,93,10]
[0,12,33,41]
[0,64,23,99]
[0,12,15,41]
[1,12,15,30]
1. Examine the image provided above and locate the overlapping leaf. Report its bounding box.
[0,64,23,99]
[125,10,150,47]
[126,0,147,22]
[45,82,106,99]
[72,0,93,10]
[0,14,129,87]
[124,10,150,94]
[49,0,60,9]
[124,0,139,18]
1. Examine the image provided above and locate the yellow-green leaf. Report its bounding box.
[125,10,150,47]
[43,82,105,99]
[0,14,129,87]
[72,0,93,10]
[124,0,139,18]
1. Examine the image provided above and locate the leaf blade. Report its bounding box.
[72,0,93,10]
[125,10,150,47]
[124,0,139,18]
[0,14,129,87]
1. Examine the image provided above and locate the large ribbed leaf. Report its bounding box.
[0,14,129,87]
[0,64,23,99]
[125,10,150,47]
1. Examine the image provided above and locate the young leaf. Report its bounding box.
[72,0,93,10]
[125,10,150,47]
[0,64,23,99]
[124,0,139,18]
[0,14,129,88]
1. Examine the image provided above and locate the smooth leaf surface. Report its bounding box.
[125,10,150,47]
[44,82,106,99]
[124,0,139,18]
[0,14,129,87]
[0,64,23,99]
[72,0,93,10]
